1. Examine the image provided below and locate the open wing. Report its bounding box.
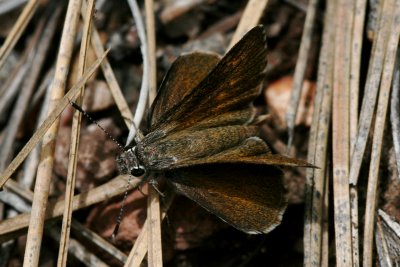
[167,164,287,234]
[149,52,221,126]
[148,26,268,136]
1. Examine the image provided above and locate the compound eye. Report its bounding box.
[131,166,145,177]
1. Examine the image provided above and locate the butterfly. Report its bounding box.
[117,25,311,234]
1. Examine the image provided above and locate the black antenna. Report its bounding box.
[69,100,136,240]
[69,100,126,152]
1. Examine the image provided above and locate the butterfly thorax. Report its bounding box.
[136,125,259,171]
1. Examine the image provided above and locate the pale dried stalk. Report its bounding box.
[147,186,163,267]
[349,0,366,264]
[143,0,163,265]
[350,13,361,267]
[49,226,109,267]
[375,218,391,267]
[4,179,124,265]
[350,185,360,266]
[23,1,83,265]
[80,0,134,128]
[332,0,354,265]
[0,29,38,116]
[390,51,400,180]
[350,0,367,151]
[71,220,127,264]
[57,1,95,266]
[0,0,39,70]
[286,0,318,150]
[363,1,400,265]
[227,0,268,50]
[125,191,174,267]
[0,51,107,189]
[0,175,140,242]
[303,0,334,265]
[145,0,157,105]
[0,16,45,172]
[321,169,330,267]
[349,0,393,185]
[126,0,149,147]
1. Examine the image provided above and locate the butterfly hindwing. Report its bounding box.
[167,164,287,234]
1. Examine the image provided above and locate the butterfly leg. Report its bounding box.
[149,176,165,197]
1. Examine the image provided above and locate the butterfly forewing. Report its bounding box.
[149,52,221,126]
[148,26,268,135]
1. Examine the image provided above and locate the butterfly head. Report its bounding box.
[116,146,146,177]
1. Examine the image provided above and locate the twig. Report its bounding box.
[285,0,318,151]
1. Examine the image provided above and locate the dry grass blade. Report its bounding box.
[227,0,268,50]
[377,210,400,265]
[23,0,82,265]
[80,0,134,128]
[143,0,163,265]
[0,14,45,172]
[321,169,330,267]
[71,220,127,264]
[349,0,393,185]
[3,180,121,265]
[285,0,318,151]
[363,1,400,265]
[303,0,335,263]
[49,226,109,267]
[390,51,400,179]
[57,0,95,265]
[145,0,157,105]
[350,0,367,150]
[125,192,174,267]
[2,177,128,265]
[0,175,140,242]
[375,218,392,267]
[126,0,149,144]
[147,186,163,267]
[0,0,39,70]
[349,0,367,264]
[332,0,354,265]
[0,50,109,189]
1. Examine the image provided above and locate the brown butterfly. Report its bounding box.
[117,25,311,234]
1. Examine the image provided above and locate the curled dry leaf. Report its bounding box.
[264,75,315,129]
